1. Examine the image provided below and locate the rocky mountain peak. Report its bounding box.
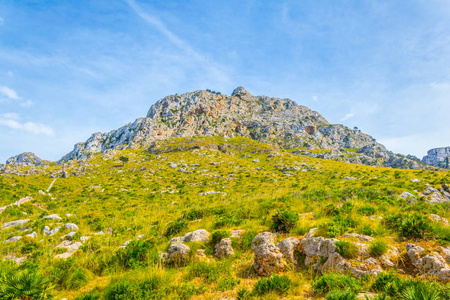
[231,86,250,96]
[6,152,43,166]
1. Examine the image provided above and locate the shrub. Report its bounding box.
[368,240,388,258]
[237,287,252,300]
[371,272,399,292]
[0,269,54,299]
[75,293,100,300]
[313,273,361,295]
[164,219,187,237]
[357,205,376,216]
[270,208,299,233]
[401,281,443,300]
[326,289,357,300]
[211,230,230,245]
[115,239,158,269]
[253,275,291,295]
[335,241,358,259]
[399,213,431,239]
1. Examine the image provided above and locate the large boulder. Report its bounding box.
[251,232,275,249]
[277,237,301,267]
[214,238,234,258]
[65,223,79,231]
[253,243,286,277]
[184,229,210,242]
[319,253,350,274]
[166,243,190,266]
[300,228,338,266]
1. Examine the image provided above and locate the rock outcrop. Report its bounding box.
[252,232,286,276]
[57,87,424,169]
[423,147,450,168]
[6,152,44,166]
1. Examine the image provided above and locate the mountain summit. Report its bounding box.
[58,87,424,169]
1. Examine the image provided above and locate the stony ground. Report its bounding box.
[0,137,449,299]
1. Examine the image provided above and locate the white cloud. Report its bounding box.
[0,114,54,136]
[0,85,20,100]
[340,113,354,121]
[19,99,34,107]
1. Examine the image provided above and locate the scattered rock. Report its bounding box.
[42,226,50,235]
[399,192,416,204]
[46,226,61,236]
[277,237,301,267]
[43,214,62,220]
[61,232,76,240]
[119,241,130,248]
[65,223,79,231]
[3,254,27,264]
[252,232,286,276]
[166,243,190,266]
[214,238,234,258]
[26,231,37,238]
[230,229,245,238]
[194,249,210,262]
[251,232,275,250]
[56,240,82,253]
[4,236,21,243]
[184,229,210,242]
[2,219,29,229]
[343,233,373,242]
[319,253,350,274]
[430,214,449,226]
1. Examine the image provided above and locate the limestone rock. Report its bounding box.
[277,237,301,266]
[253,243,286,276]
[406,243,424,271]
[423,147,450,168]
[214,238,234,258]
[194,249,210,262]
[251,232,275,250]
[167,243,190,266]
[343,233,373,242]
[379,246,400,268]
[46,226,61,236]
[319,253,350,274]
[442,247,450,264]
[56,240,82,253]
[3,254,27,264]
[4,236,21,243]
[42,226,50,235]
[230,229,245,238]
[65,223,79,231]
[184,229,210,242]
[6,152,44,166]
[43,214,62,220]
[26,231,37,238]
[430,214,449,226]
[2,219,29,229]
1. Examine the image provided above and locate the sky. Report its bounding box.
[0,0,450,163]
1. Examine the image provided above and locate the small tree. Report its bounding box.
[119,156,129,167]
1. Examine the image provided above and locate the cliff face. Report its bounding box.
[423,147,450,169]
[57,87,426,169]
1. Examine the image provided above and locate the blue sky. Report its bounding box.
[1,0,450,162]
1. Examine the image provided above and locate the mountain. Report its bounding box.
[6,152,44,166]
[58,87,427,169]
[423,147,450,168]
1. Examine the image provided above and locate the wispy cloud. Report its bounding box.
[340,113,354,121]
[0,85,20,100]
[0,114,54,136]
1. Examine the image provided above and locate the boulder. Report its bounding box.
[4,236,21,243]
[406,243,424,271]
[61,232,76,240]
[214,238,234,258]
[319,253,350,274]
[399,192,416,204]
[65,223,79,231]
[441,247,450,264]
[430,214,449,226]
[167,243,190,266]
[350,258,383,279]
[300,230,338,266]
[42,226,50,235]
[251,232,275,250]
[26,232,37,238]
[277,237,301,266]
[170,237,184,244]
[46,226,61,236]
[3,254,27,264]
[253,243,286,276]
[43,214,62,220]
[56,240,82,253]
[230,229,245,238]
[423,253,448,275]
[2,219,29,229]
[184,229,210,242]
[379,246,400,268]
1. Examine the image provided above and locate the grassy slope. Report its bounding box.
[0,136,449,299]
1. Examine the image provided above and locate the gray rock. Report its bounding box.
[230,229,245,238]
[214,238,234,258]
[166,243,190,266]
[46,226,61,236]
[184,229,210,242]
[56,240,82,253]
[343,233,373,242]
[251,232,275,250]
[430,214,449,226]
[2,219,29,229]
[42,226,50,235]
[61,232,76,240]
[253,243,286,276]
[423,147,450,168]
[43,214,62,220]
[65,223,79,231]
[277,237,301,266]
[26,232,37,238]
[6,152,43,166]
[4,236,21,243]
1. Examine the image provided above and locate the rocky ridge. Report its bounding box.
[423,147,450,169]
[56,87,427,169]
[6,152,44,166]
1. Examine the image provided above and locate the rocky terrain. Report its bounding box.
[0,136,449,299]
[51,87,428,170]
[423,147,450,169]
[6,152,45,166]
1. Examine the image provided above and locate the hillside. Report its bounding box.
[55,87,428,170]
[0,136,449,299]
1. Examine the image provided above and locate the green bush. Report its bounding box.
[368,240,388,258]
[400,281,443,300]
[335,241,358,259]
[211,230,231,245]
[371,272,399,292]
[115,239,158,269]
[326,289,357,300]
[0,269,54,299]
[357,205,376,216]
[164,219,187,237]
[313,273,361,295]
[74,292,100,300]
[270,208,299,233]
[253,275,291,295]
[399,213,431,239]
